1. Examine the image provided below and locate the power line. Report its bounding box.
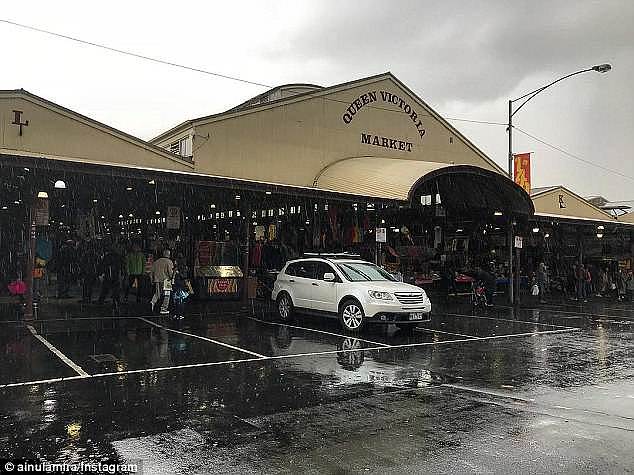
[3,17,629,183]
[0,18,272,89]
[0,18,519,127]
[445,118,507,126]
[514,126,634,182]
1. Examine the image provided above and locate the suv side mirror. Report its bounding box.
[323,272,336,282]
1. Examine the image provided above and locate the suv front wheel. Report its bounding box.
[277,293,294,322]
[339,299,366,332]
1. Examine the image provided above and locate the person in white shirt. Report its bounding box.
[151,249,174,314]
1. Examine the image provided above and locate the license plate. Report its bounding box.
[409,312,424,320]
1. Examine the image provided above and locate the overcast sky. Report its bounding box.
[2,1,633,200]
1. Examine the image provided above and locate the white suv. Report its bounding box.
[272,257,432,332]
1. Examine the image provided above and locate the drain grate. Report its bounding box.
[89,354,118,363]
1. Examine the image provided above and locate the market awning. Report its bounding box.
[313,157,534,215]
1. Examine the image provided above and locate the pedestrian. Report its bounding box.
[97,244,125,307]
[171,267,190,320]
[536,262,548,304]
[626,271,634,302]
[78,238,99,304]
[574,264,586,302]
[598,268,609,297]
[151,249,174,315]
[615,269,626,302]
[474,264,496,307]
[584,265,592,301]
[55,239,76,299]
[124,243,145,303]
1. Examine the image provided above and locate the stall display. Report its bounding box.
[194,241,243,300]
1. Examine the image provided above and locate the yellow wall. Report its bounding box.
[532,187,615,221]
[0,94,191,171]
[182,76,501,187]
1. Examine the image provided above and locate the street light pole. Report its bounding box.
[507,99,514,305]
[506,63,611,305]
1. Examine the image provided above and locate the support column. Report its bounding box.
[508,222,514,305]
[24,201,36,321]
[242,207,251,303]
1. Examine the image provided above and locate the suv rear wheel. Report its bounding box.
[339,299,365,332]
[277,293,294,322]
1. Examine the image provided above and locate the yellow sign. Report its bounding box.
[513,153,531,193]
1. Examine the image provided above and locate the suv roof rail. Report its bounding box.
[302,252,362,260]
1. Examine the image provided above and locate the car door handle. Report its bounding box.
[312,283,319,286]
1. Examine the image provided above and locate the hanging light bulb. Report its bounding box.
[54,180,66,189]
[37,191,48,198]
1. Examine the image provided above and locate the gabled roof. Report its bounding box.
[531,185,617,222]
[530,186,559,197]
[149,72,506,175]
[0,88,193,168]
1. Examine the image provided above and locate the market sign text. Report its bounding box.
[361,133,413,152]
[341,91,426,140]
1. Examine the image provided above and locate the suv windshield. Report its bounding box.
[336,262,396,282]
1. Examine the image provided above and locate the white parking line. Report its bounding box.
[444,312,573,329]
[415,327,476,339]
[137,317,267,359]
[27,325,90,377]
[526,308,634,321]
[246,316,390,347]
[496,303,634,315]
[1,326,581,389]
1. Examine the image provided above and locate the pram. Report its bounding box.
[471,281,488,308]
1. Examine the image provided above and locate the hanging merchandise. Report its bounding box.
[401,226,414,245]
[251,240,263,268]
[268,224,277,241]
[36,237,53,262]
[328,205,339,238]
[434,226,442,249]
[313,208,321,248]
[255,225,266,240]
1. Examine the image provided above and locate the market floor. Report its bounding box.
[0,299,633,473]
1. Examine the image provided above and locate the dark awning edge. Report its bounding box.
[409,165,535,216]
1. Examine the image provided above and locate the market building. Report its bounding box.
[0,73,631,318]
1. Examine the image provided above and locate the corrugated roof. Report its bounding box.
[314,157,448,200]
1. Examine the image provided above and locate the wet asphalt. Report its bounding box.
[0,297,633,474]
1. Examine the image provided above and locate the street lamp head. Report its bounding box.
[592,63,611,73]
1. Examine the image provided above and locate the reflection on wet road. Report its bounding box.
[0,300,632,472]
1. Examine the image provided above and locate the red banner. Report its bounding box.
[513,153,531,194]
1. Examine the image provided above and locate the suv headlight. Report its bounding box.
[368,290,393,300]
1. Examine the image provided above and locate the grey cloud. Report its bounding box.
[266,0,633,103]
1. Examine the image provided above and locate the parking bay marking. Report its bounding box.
[26,325,90,377]
[246,316,391,347]
[415,327,475,339]
[137,317,267,359]
[2,327,580,389]
[495,303,634,318]
[444,312,574,330]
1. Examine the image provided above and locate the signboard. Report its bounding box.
[514,236,523,249]
[513,152,531,194]
[34,198,49,226]
[376,227,387,243]
[166,206,181,229]
[208,278,238,294]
